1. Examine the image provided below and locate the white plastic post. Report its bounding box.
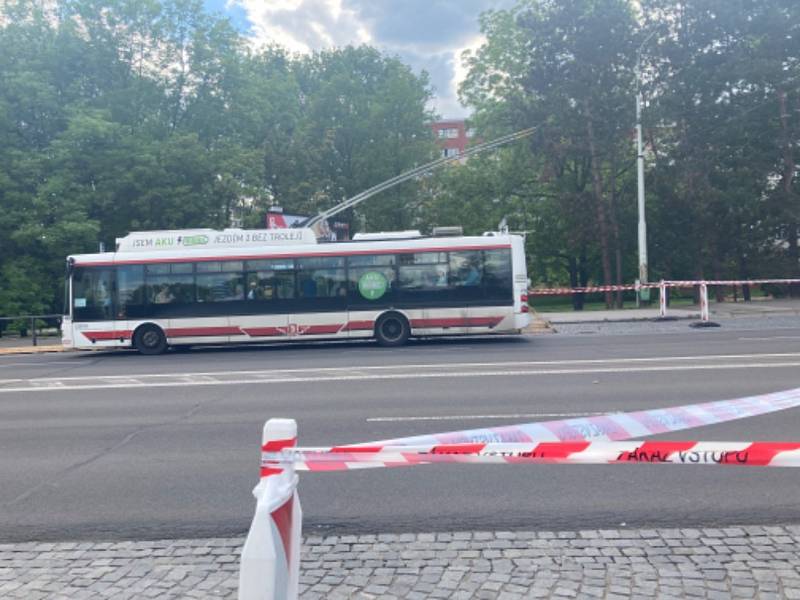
[239,419,302,600]
[659,280,667,318]
[700,283,709,322]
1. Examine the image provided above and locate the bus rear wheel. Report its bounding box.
[374,312,410,347]
[133,324,167,355]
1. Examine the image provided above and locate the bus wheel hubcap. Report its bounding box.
[383,320,400,340]
[143,331,159,347]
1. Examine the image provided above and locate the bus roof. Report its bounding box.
[68,231,516,267]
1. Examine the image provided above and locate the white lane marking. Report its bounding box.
[0,361,77,368]
[367,412,608,422]
[1,361,800,393]
[1,351,799,386]
[738,336,800,341]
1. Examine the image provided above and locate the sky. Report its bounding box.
[203,0,515,119]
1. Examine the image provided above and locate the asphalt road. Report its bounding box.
[2,327,800,543]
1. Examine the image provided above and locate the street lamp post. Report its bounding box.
[635,31,656,302]
[636,83,648,285]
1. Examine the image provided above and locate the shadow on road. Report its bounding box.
[68,334,531,361]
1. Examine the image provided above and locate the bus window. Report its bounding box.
[145,263,195,305]
[246,259,294,271]
[297,269,346,298]
[398,252,448,290]
[348,254,396,267]
[247,271,295,301]
[398,252,450,305]
[398,252,447,265]
[484,249,513,302]
[449,251,483,287]
[398,264,448,289]
[72,267,114,321]
[449,251,484,302]
[197,272,244,302]
[116,265,146,318]
[294,256,347,311]
[296,257,346,299]
[196,260,243,273]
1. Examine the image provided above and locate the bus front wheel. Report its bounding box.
[133,324,167,355]
[374,312,410,347]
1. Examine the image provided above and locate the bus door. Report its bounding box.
[398,252,466,335]
[238,261,293,341]
[469,248,515,332]
[291,257,348,338]
[448,251,484,333]
[69,266,117,346]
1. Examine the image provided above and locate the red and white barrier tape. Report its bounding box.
[263,440,800,472]
[338,387,800,448]
[260,387,800,471]
[529,278,800,296]
[528,283,654,295]
[667,278,800,287]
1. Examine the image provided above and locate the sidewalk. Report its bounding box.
[0,336,64,355]
[534,298,800,326]
[3,525,800,599]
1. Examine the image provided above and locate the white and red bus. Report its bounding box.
[61,227,530,354]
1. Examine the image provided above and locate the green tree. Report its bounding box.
[640,0,800,289]
[0,1,438,315]
[287,46,437,231]
[459,0,639,306]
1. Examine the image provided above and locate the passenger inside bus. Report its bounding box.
[247,280,259,300]
[154,284,174,304]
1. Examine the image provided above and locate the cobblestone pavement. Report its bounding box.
[3,525,800,599]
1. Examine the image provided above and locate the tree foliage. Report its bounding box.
[3,0,800,315]
[0,0,436,315]
[439,0,800,305]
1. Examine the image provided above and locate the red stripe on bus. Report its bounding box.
[73,244,512,267]
[83,330,133,341]
[410,317,503,329]
[82,316,503,343]
[304,324,344,335]
[241,327,284,337]
[165,326,243,337]
[341,320,374,331]
[467,317,505,327]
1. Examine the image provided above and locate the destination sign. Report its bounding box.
[115,228,317,252]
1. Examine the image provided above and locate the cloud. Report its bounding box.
[231,0,514,118]
[343,0,491,50]
[235,0,369,53]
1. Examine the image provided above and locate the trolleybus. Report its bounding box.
[61,227,530,354]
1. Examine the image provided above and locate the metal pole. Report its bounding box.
[635,30,656,290]
[636,88,648,285]
[31,316,37,346]
[700,283,709,322]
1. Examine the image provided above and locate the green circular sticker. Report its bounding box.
[358,271,388,300]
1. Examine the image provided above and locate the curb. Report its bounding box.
[0,344,66,355]
[546,314,699,325]
[524,309,556,334]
